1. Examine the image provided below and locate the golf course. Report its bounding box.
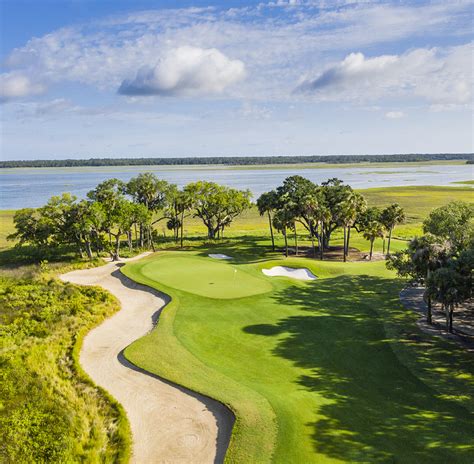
[122,251,474,463]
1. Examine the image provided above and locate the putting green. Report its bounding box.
[138,254,272,299]
[123,251,474,464]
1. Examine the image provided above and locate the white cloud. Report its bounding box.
[118,46,245,96]
[2,1,471,103]
[0,73,45,102]
[385,111,404,119]
[296,44,472,105]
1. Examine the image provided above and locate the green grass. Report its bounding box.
[123,251,474,463]
[359,185,473,223]
[0,266,131,463]
[0,210,15,249]
[452,180,474,185]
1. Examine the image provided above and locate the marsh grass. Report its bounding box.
[0,269,131,463]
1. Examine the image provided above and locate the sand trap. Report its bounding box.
[262,266,317,281]
[60,253,233,463]
[209,253,232,260]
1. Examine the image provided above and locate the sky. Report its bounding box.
[0,0,473,160]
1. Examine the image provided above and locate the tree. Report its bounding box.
[427,267,463,333]
[336,191,366,262]
[362,220,384,260]
[320,178,353,249]
[273,207,294,257]
[126,174,171,247]
[164,186,192,247]
[185,181,251,239]
[8,208,52,248]
[423,201,474,252]
[380,204,405,256]
[387,234,447,324]
[257,190,279,251]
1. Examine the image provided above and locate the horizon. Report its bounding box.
[1,0,473,160]
[2,152,474,164]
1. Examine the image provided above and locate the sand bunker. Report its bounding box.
[60,253,232,463]
[209,254,232,260]
[262,266,317,281]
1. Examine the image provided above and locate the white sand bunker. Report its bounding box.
[262,266,317,281]
[209,253,232,260]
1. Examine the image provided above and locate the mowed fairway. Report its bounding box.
[123,251,474,463]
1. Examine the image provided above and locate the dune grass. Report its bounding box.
[0,269,131,463]
[123,251,474,464]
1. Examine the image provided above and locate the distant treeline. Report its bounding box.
[1,153,473,168]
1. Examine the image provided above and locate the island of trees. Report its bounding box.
[1,152,473,168]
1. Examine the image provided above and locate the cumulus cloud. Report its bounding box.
[118,46,245,96]
[385,111,404,119]
[296,44,472,105]
[0,73,45,102]
[2,1,471,102]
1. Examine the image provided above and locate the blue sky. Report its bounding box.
[1,0,472,160]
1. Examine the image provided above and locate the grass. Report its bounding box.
[0,210,15,249]
[452,180,474,185]
[123,251,474,464]
[0,264,131,463]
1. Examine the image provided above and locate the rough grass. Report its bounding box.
[123,251,474,464]
[0,267,131,464]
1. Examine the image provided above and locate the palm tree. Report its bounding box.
[363,221,384,260]
[336,190,366,262]
[380,204,405,256]
[257,190,278,251]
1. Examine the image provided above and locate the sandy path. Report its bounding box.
[60,254,233,463]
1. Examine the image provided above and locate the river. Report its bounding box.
[1,163,472,209]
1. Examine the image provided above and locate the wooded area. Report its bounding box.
[1,153,473,168]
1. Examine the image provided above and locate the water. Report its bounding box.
[0,163,472,209]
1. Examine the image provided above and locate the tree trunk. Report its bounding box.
[85,240,93,260]
[268,211,275,251]
[149,227,156,252]
[310,234,316,258]
[284,228,288,257]
[207,225,216,240]
[112,234,120,261]
[369,239,374,260]
[448,304,454,333]
[180,211,184,248]
[139,225,144,248]
[382,237,386,255]
[426,269,432,324]
[127,231,132,252]
[387,228,393,256]
[343,226,347,262]
[293,222,298,256]
[444,304,450,332]
[427,296,432,324]
[346,227,351,260]
[320,222,324,260]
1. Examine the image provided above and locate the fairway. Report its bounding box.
[123,251,474,463]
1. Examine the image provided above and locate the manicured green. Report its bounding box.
[139,254,272,299]
[123,251,474,463]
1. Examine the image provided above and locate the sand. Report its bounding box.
[262,266,317,281]
[60,253,233,464]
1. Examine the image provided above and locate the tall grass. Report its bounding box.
[0,271,131,463]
